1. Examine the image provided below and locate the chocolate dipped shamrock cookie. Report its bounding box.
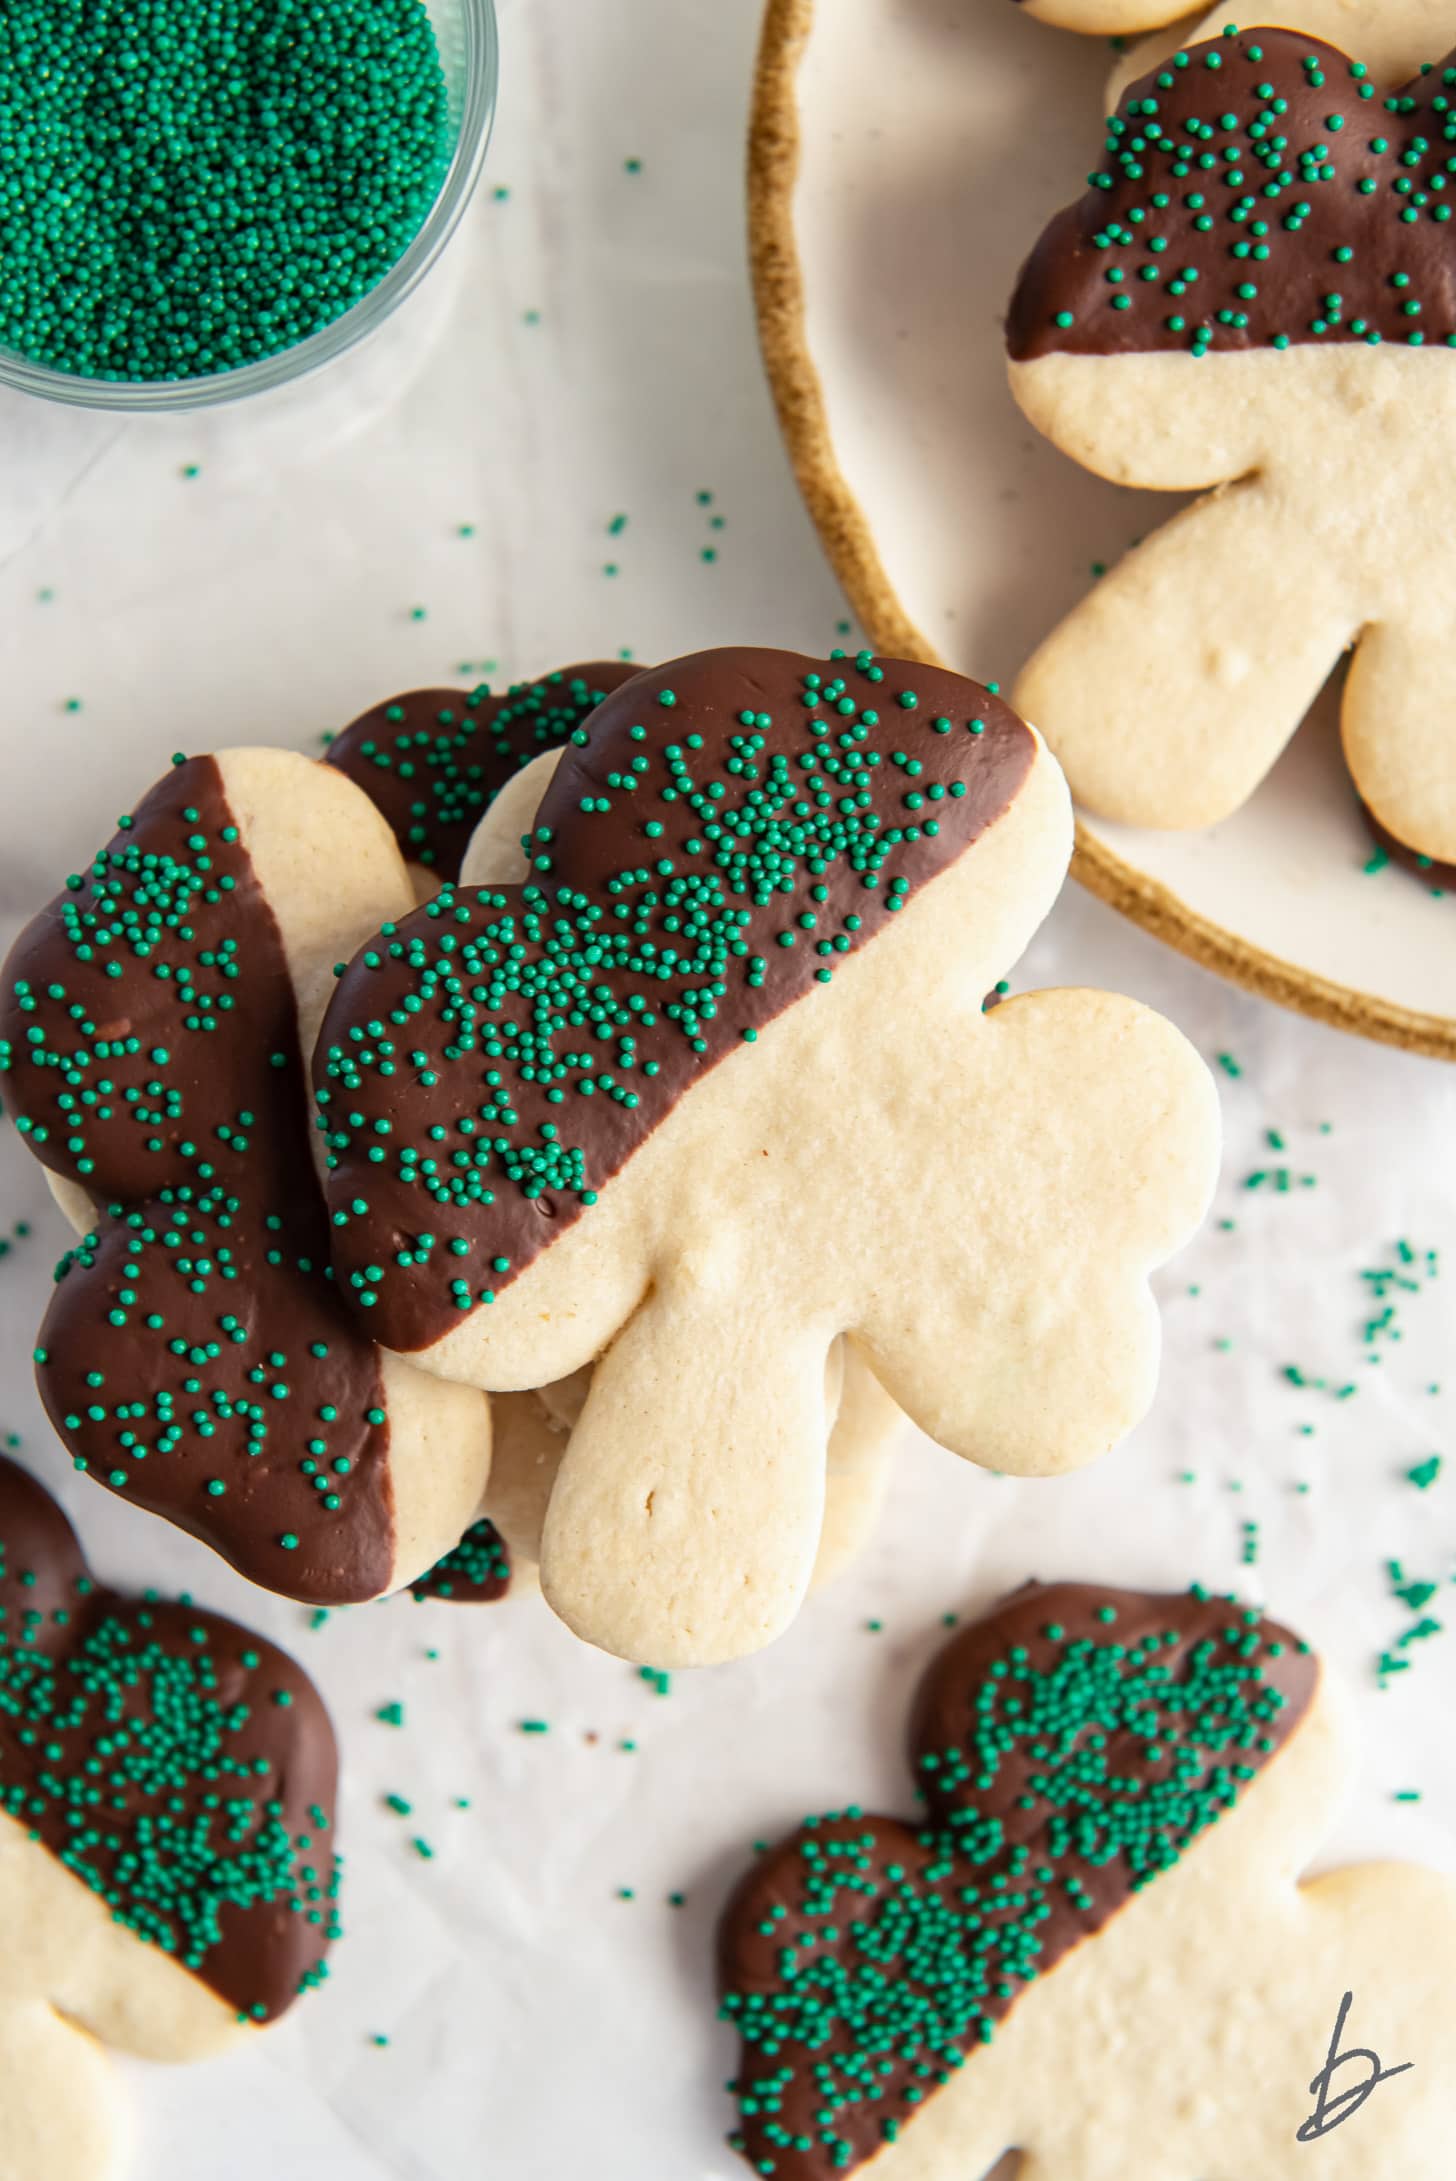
[330,665,903,1605]
[313,646,1219,1667]
[0,748,492,1606]
[325,660,642,890]
[1009,26,1456,865]
[0,1455,340,2181]
[718,1580,1456,2178]
[1107,4,1456,107]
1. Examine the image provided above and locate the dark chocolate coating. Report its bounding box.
[1009,31,1456,361]
[325,662,644,881]
[719,1581,1316,2180]
[0,1454,340,2023]
[0,757,396,1604]
[314,648,1036,1354]
[408,1516,512,1603]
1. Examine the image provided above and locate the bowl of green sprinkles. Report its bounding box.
[0,0,498,409]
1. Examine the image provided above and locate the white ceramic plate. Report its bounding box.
[750,0,1456,1058]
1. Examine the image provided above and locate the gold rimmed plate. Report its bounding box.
[749,0,1456,1058]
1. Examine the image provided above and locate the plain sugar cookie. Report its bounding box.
[0,1454,341,2181]
[0,750,492,1605]
[718,1580,1456,2179]
[313,647,1219,1667]
[1012,0,1193,32]
[1009,26,1456,863]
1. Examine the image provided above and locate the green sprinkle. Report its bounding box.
[0,0,452,383]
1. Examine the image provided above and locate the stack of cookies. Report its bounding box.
[4,2,1456,2157]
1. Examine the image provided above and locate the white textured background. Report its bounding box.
[0,2,1453,2175]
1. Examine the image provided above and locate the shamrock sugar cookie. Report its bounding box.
[0,749,492,1606]
[1008,27,1456,864]
[481,1347,900,1595]
[325,660,642,888]
[719,1581,1456,2179]
[0,1454,340,2181]
[1107,4,1456,107]
[313,646,1219,1667]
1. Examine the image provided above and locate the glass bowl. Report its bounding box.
[0,0,498,414]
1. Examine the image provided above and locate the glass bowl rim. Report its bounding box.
[0,0,499,415]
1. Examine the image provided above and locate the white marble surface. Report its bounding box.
[0,2,1453,2176]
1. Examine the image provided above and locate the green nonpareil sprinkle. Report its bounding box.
[1243,1166,1316,1192]
[1378,1560,1453,1687]
[1281,1365,1357,1401]
[375,1701,405,1727]
[0,1219,32,1262]
[0,0,451,384]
